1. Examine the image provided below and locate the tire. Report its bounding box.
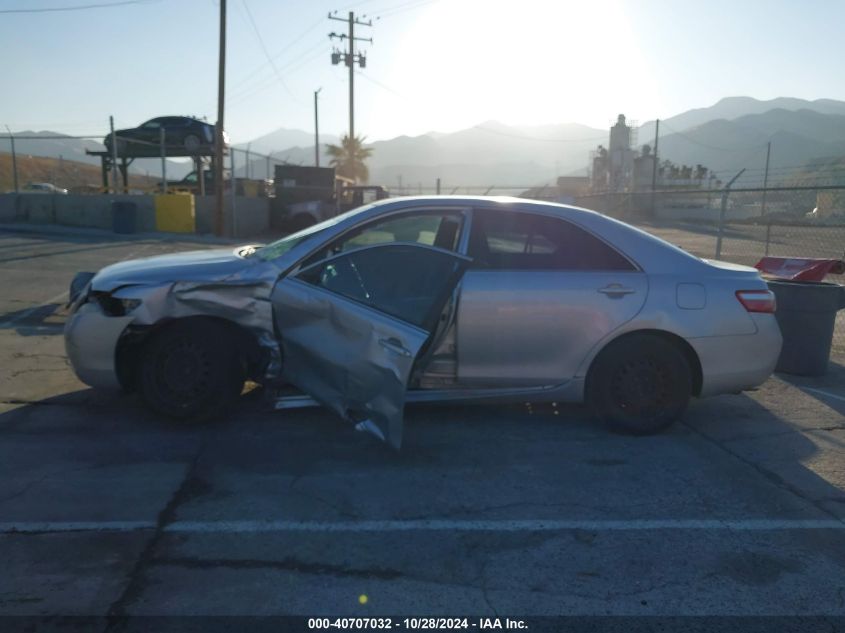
[138,320,244,421]
[184,134,201,152]
[587,334,691,435]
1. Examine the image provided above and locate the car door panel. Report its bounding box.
[457,271,647,386]
[272,244,470,449]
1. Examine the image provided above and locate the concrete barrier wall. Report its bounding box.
[0,193,270,238]
[194,196,270,239]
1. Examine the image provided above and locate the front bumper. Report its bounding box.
[64,303,134,389]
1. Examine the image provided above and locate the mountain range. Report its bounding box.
[237,97,845,187]
[4,96,845,188]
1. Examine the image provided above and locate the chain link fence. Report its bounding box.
[0,134,299,195]
[574,187,845,357]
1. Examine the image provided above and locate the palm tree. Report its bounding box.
[325,135,373,183]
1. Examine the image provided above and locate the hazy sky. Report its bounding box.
[1,0,843,143]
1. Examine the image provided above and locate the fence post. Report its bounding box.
[230,149,237,238]
[4,126,18,193]
[109,115,120,195]
[764,221,772,256]
[715,168,746,260]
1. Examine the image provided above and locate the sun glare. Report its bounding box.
[367,0,659,136]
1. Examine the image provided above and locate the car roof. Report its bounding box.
[319,196,708,273]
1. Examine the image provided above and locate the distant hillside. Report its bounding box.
[9,96,845,189]
[653,109,845,184]
[638,96,845,146]
[243,121,605,187]
[0,153,160,192]
[233,127,339,161]
[0,131,192,180]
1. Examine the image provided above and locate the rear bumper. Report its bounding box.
[64,303,134,389]
[690,314,782,397]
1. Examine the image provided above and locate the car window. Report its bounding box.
[297,245,466,329]
[142,120,161,129]
[469,209,635,271]
[302,211,464,268]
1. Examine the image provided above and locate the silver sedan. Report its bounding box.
[64,197,782,448]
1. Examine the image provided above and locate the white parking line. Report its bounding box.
[0,521,156,533]
[1,519,844,534]
[802,387,845,404]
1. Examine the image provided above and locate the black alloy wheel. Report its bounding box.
[139,320,244,421]
[587,333,692,435]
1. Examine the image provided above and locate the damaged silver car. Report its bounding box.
[65,196,782,449]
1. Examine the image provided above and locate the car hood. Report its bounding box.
[91,248,255,291]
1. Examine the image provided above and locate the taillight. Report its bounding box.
[736,290,776,313]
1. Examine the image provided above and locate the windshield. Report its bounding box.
[254,203,378,261]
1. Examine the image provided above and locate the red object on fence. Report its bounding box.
[754,257,845,282]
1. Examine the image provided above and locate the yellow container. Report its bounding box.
[242,180,259,197]
[154,194,196,233]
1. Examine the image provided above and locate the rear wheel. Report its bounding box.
[138,320,244,421]
[587,334,691,435]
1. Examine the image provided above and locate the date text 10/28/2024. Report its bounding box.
[308,618,528,630]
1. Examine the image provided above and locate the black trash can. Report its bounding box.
[111,200,137,234]
[767,279,845,376]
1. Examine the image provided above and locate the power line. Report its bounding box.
[226,16,325,94]
[369,0,438,18]
[225,38,328,102]
[0,0,158,14]
[225,41,328,107]
[238,0,302,103]
[356,71,405,98]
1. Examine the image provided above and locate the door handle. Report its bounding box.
[598,284,637,297]
[379,337,412,357]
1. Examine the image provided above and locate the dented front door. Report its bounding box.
[272,243,470,449]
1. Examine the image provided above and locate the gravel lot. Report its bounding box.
[1,227,844,630]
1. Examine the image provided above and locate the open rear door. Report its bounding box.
[271,243,470,449]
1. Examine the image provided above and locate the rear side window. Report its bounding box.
[468,209,635,271]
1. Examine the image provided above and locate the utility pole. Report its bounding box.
[650,119,659,213]
[4,125,18,193]
[314,87,322,166]
[329,11,372,141]
[160,127,167,194]
[214,0,227,236]
[761,141,771,217]
[109,116,120,194]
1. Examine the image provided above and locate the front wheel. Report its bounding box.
[587,334,691,435]
[138,320,244,421]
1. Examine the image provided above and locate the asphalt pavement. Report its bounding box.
[1,228,844,631]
